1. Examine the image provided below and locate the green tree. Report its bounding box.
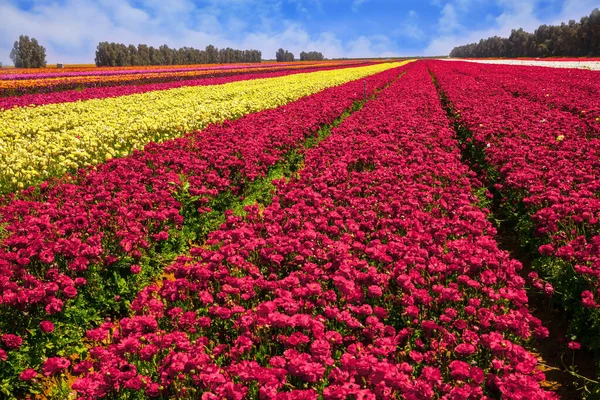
[276,48,295,62]
[10,35,47,68]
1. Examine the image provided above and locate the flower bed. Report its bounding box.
[0,61,368,96]
[0,63,372,111]
[64,62,552,399]
[429,59,600,366]
[0,64,410,397]
[441,60,600,128]
[0,62,404,193]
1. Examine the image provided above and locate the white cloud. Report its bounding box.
[351,0,369,12]
[438,3,463,33]
[0,0,398,64]
[393,10,426,40]
[424,0,597,56]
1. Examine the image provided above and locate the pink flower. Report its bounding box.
[582,291,599,308]
[1,334,23,349]
[63,286,78,298]
[19,369,38,381]
[568,341,581,350]
[153,231,169,241]
[40,321,55,333]
[130,264,142,274]
[42,357,70,376]
[455,343,476,356]
[538,244,554,256]
[367,285,383,298]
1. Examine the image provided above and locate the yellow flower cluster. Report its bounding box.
[0,62,409,193]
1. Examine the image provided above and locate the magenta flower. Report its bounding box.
[40,320,55,333]
[1,334,23,349]
[568,341,581,350]
[19,369,38,381]
[42,357,71,376]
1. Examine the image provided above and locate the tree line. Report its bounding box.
[95,43,262,66]
[299,51,324,61]
[275,48,295,62]
[5,36,329,68]
[450,8,600,58]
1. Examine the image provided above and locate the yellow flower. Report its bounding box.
[0,61,411,193]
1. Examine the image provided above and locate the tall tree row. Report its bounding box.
[450,8,600,58]
[95,43,262,66]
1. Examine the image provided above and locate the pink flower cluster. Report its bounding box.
[428,60,600,347]
[450,61,600,130]
[0,62,373,110]
[71,62,552,399]
[0,65,408,373]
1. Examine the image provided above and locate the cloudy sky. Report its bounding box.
[0,0,598,64]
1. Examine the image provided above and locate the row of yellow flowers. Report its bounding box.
[0,61,408,193]
[0,61,323,76]
[0,62,341,91]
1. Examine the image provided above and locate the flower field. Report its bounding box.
[0,62,400,193]
[0,63,373,111]
[0,61,369,96]
[0,58,599,398]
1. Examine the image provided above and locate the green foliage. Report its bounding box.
[276,48,295,62]
[300,51,325,61]
[95,42,262,67]
[9,35,47,68]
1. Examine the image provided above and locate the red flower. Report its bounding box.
[455,343,476,356]
[19,369,38,381]
[41,357,70,376]
[40,321,55,333]
[568,341,581,350]
[130,264,142,274]
[1,334,23,349]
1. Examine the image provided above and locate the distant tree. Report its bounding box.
[450,8,600,58]
[205,45,218,64]
[128,44,139,66]
[10,35,47,68]
[276,48,295,62]
[300,51,324,61]
[276,48,285,62]
[95,42,260,66]
[159,44,174,65]
[137,44,151,65]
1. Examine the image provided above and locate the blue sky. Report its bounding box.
[0,0,598,64]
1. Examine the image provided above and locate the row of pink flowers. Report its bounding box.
[0,65,409,391]
[0,61,374,97]
[0,63,372,110]
[461,61,600,126]
[0,63,286,80]
[64,62,553,399]
[428,60,600,353]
